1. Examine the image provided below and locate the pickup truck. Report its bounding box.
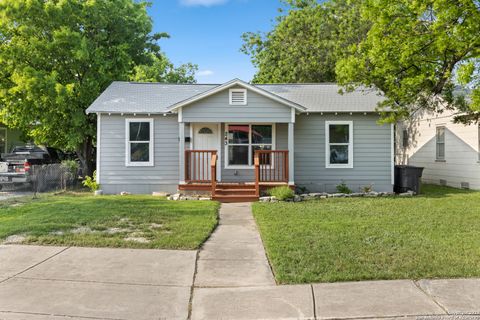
[0,145,64,190]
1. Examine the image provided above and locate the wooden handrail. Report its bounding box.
[211,153,217,198]
[185,150,217,183]
[254,150,289,184]
[254,153,260,197]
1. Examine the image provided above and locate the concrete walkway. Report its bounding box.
[195,202,275,287]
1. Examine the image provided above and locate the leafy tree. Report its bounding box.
[336,0,480,123]
[0,0,197,175]
[130,53,197,83]
[241,0,369,83]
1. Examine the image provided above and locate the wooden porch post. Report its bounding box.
[179,122,185,184]
[288,122,295,185]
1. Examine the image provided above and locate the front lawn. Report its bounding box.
[253,185,480,284]
[0,193,219,249]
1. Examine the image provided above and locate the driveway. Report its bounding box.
[0,245,196,320]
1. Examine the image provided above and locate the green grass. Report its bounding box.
[252,185,480,284]
[0,192,219,249]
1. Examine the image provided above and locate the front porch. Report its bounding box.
[179,150,292,202]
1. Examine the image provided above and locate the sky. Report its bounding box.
[147,0,286,83]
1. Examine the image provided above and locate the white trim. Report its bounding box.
[178,107,183,123]
[291,108,296,123]
[325,120,354,169]
[217,123,222,181]
[179,122,185,184]
[224,123,276,169]
[125,118,154,167]
[229,88,247,105]
[167,79,306,112]
[288,122,295,185]
[435,125,446,161]
[391,123,394,185]
[189,124,193,150]
[96,113,101,184]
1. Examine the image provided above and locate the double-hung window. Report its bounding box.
[225,124,274,168]
[436,126,445,161]
[402,129,409,148]
[325,121,353,168]
[126,119,154,166]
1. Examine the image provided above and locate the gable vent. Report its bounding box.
[229,89,247,105]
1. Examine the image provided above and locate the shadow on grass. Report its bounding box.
[418,184,478,198]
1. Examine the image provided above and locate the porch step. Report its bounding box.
[212,195,259,203]
[215,188,257,196]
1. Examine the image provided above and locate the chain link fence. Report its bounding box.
[0,163,80,195]
[30,163,79,195]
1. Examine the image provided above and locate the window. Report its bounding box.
[436,126,445,161]
[229,89,247,105]
[126,119,154,166]
[198,127,213,134]
[402,129,409,148]
[225,124,274,168]
[325,121,353,168]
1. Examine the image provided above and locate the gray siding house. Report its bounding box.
[86,79,393,201]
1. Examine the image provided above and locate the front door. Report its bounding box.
[193,124,220,180]
[193,124,218,151]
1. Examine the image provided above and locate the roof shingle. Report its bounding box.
[86,81,383,114]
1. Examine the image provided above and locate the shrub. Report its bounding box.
[268,186,295,201]
[82,170,99,192]
[361,184,374,193]
[61,160,79,177]
[336,181,352,194]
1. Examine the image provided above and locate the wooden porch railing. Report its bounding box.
[211,153,217,197]
[185,150,217,183]
[254,150,289,197]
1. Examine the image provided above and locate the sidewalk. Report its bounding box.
[0,203,479,319]
[191,203,480,320]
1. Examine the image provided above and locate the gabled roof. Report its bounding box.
[167,79,306,112]
[86,79,384,114]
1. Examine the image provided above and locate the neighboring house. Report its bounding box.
[0,123,25,156]
[396,109,480,190]
[86,79,394,201]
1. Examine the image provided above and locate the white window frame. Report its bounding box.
[229,88,247,105]
[224,123,276,169]
[325,120,353,169]
[436,125,446,161]
[125,118,154,167]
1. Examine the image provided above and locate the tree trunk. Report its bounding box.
[76,135,95,178]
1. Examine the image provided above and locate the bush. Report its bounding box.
[268,186,295,201]
[82,170,99,192]
[61,160,79,177]
[361,184,374,193]
[336,181,352,194]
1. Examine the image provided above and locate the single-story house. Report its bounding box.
[86,79,394,201]
[0,123,25,157]
[396,108,480,190]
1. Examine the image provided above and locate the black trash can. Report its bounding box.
[394,165,424,194]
